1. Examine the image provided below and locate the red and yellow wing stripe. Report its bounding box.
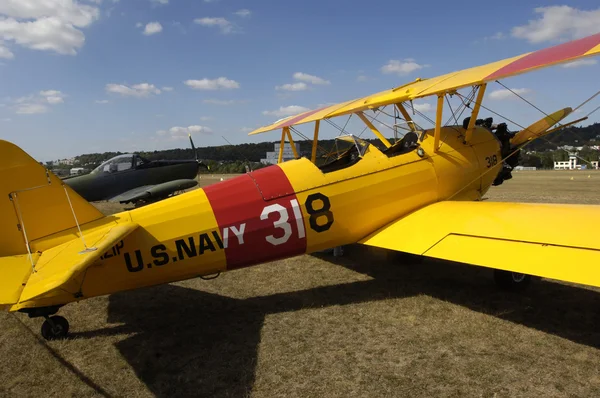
[249,32,600,136]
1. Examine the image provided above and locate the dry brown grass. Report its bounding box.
[3,170,600,397]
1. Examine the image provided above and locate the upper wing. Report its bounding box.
[359,201,600,288]
[249,32,600,136]
[109,179,198,203]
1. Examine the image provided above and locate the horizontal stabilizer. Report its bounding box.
[19,221,139,303]
[360,201,600,288]
[0,253,40,305]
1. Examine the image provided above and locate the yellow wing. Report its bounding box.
[1,221,139,306]
[359,201,600,288]
[249,32,600,136]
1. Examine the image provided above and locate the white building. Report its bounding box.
[554,153,599,170]
[70,167,86,175]
[261,142,301,165]
[50,157,76,166]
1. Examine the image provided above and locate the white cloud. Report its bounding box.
[15,103,47,114]
[151,0,168,4]
[356,75,369,82]
[11,89,66,114]
[0,0,100,58]
[0,42,14,59]
[263,105,309,118]
[199,116,213,121]
[194,17,236,34]
[293,72,330,85]
[203,99,236,105]
[95,99,109,104]
[561,58,598,68]
[276,82,308,91]
[240,126,253,132]
[106,83,161,97]
[1,117,11,122]
[235,9,251,18]
[162,86,174,91]
[512,6,600,43]
[483,32,505,41]
[135,22,143,28]
[45,96,64,104]
[185,77,240,90]
[157,125,213,140]
[412,103,433,113]
[275,72,330,93]
[143,21,162,35]
[489,88,531,100]
[381,59,429,75]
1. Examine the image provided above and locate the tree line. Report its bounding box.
[48,122,600,173]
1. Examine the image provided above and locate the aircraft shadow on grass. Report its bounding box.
[72,245,600,397]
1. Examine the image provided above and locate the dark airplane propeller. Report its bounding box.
[189,133,210,171]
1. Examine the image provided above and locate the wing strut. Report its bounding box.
[434,94,444,152]
[356,111,392,148]
[311,121,320,163]
[278,128,287,163]
[464,84,487,144]
[285,128,299,159]
[394,103,416,132]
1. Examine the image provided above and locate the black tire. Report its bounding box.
[41,316,70,340]
[493,269,532,292]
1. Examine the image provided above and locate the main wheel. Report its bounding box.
[493,269,532,292]
[41,316,70,340]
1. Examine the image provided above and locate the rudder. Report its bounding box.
[0,140,104,257]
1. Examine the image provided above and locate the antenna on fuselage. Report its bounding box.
[221,135,254,172]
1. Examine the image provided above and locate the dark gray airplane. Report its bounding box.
[64,135,208,205]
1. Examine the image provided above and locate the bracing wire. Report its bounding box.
[448,84,600,200]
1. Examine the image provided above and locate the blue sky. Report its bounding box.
[1,0,599,161]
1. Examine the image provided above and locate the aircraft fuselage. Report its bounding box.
[13,126,502,310]
[64,161,199,202]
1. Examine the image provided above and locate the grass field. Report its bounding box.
[2,171,600,397]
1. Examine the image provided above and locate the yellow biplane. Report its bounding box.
[2,33,600,340]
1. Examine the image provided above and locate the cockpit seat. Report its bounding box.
[383,131,420,157]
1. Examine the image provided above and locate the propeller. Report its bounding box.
[188,133,210,170]
[510,107,573,147]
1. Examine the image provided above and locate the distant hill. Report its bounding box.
[61,137,386,174]
[50,122,600,173]
[524,122,600,151]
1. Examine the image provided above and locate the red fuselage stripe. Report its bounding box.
[203,165,306,269]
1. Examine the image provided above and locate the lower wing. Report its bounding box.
[109,179,198,203]
[359,201,600,288]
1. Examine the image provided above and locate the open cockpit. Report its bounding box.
[315,130,424,174]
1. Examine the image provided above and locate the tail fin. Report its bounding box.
[0,140,104,257]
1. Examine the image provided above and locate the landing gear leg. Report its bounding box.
[40,315,70,341]
[493,269,532,292]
